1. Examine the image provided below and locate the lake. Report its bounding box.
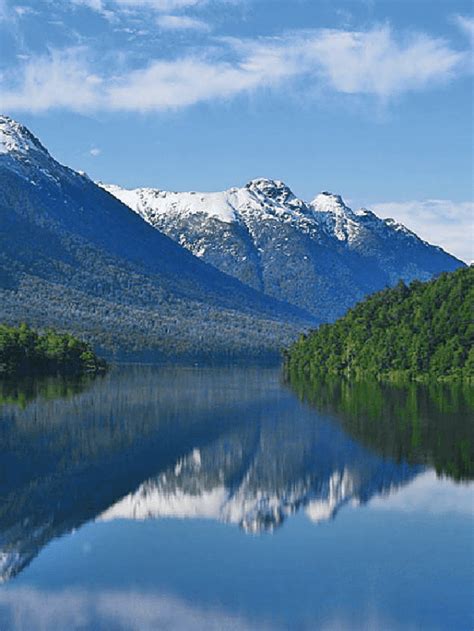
[0,365,472,631]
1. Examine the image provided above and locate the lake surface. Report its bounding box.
[0,365,473,631]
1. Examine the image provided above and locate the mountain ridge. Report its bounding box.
[101,178,463,321]
[0,115,313,358]
[0,114,464,355]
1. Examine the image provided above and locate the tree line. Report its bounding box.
[285,267,473,382]
[0,323,107,376]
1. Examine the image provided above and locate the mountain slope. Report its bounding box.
[101,179,464,321]
[0,116,312,357]
[285,267,474,381]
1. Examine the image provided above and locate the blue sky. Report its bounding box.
[0,0,473,261]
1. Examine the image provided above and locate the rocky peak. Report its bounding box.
[245,178,296,205]
[0,115,49,159]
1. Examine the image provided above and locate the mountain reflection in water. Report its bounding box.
[0,365,471,583]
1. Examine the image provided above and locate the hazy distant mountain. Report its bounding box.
[0,116,311,358]
[102,179,464,320]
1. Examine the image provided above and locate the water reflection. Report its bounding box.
[0,365,470,583]
[0,374,97,408]
[287,374,474,481]
[0,586,269,631]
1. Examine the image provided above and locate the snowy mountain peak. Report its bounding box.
[0,115,74,187]
[100,177,462,320]
[311,191,352,215]
[0,115,49,158]
[245,177,296,203]
[354,207,374,217]
[309,191,360,242]
[99,178,310,229]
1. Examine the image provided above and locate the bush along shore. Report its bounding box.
[285,267,473,383]
[0,324,107,376]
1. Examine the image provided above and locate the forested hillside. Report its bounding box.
[285,267,473,382]
[0,323,106,376]
[0,115,312,360]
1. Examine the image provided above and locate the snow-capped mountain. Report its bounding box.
[101,179,463,320]
[0,116,311,357]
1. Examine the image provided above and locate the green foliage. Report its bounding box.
[0,323,107,376]
[285,267,474,382]
[287,372,474,481]
[0,374,94,408]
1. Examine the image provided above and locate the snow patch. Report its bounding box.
[0,115,47,156]
[99,179,424,253]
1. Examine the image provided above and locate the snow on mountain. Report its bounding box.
[103,184,239,224]
[311,192,362,242]
[100,179,420,243]
[101,178,464,321]
[0,116,312,358]
[101,178,312,226]
[0,114,84,189]
[0,111,463,329]
[0,116,48,157]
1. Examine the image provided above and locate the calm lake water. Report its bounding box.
[0,365,473,631]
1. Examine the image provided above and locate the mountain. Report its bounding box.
[101,179,464,321]
[285,267,474,382]
[0,116,312,358]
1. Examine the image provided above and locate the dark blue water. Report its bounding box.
[0,366,472,630]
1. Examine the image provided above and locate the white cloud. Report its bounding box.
[0,26,468,114]
[455,15,474,41]
[116,0,206,8]
[156,13,210,31]
[0,48,102,112]
[310,27,462,97]
[89,146,101,156]
[72,0,209,11]
[72,0,106,10]
[371,199,474,263]
[14,5,36,17]
[0,0,10,21]
[104,53,294,110]
[235,26,464,99]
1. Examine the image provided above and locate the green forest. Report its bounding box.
[285,267,473,382]
[0,323,107,376]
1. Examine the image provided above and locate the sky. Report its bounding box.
[0,0,472,261]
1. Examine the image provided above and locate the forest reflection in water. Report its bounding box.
[0,364,472,585]
[0,373,97,408]
[287,372,473,481]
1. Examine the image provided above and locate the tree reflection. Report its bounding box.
[287,371,474,481]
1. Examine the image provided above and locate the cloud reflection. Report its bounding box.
[368,471,474,516]
[0,587,266,631]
